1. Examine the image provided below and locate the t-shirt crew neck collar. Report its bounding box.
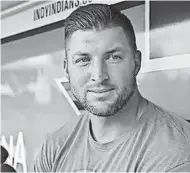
[88,120,136,151]
[87,98,148,152]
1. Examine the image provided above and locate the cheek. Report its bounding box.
[108,63,135,88]
[69,67,90,89]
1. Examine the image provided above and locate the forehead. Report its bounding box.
[66,27,131,53]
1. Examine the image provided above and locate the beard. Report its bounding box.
[70,78,136,117]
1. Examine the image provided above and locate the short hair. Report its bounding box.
[65,3,137,53]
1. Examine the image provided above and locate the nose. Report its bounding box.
[90,59,109,83]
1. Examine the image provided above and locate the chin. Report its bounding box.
[85,102,118,117]
[84,89,135,117]
[88,109,115,117]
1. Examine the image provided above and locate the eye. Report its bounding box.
[111,55,121,60]
[74,56,91,66]
[106,54,122,62]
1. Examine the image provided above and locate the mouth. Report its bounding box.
[88,88,114,93]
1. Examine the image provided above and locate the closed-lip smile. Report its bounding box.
[88,88,114,93]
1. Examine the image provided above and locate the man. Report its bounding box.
[34,4,190,172]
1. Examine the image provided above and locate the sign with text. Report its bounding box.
[1,0,124,39]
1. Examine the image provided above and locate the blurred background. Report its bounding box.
[1,0,190,172]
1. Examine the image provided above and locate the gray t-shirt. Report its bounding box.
[34,100,190,172]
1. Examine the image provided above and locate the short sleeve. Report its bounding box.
[34,135,55,172]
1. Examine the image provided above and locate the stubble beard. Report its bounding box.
[70,79,136,117]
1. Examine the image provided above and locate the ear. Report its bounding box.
[134,50,141,76]
[63,59,69,80]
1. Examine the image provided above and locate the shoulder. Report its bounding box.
[142,100,190,171]
[149,101,190,141]
[46,112,88,149]
[140,99,190,140]
[34,112,89,172]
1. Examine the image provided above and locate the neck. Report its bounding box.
[89,89,143,143]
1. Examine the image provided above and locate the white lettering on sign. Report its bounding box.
[0,132,27,173]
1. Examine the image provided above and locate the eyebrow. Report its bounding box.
[72,52,90,63]
[105,47,123,55]
[72,47,123,60]
[73,52,90,57]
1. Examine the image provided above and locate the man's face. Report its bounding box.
[66,27,141,117]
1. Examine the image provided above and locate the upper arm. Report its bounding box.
[34,135,55,172]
